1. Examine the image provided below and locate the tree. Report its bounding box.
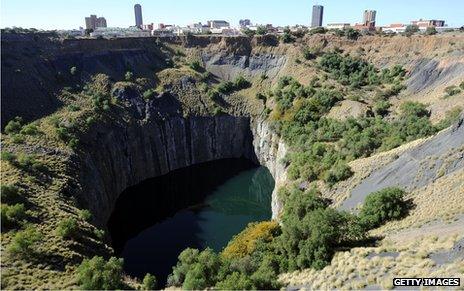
[359,187,408,229]
[76,256,124,290]
[241,28,255,37]
[4,117,23,134]
[281,32,294,43]
[309,27,327,35]
[344,28,360,40]
[405,25,420,36]
[143,273,157,290]
[256,26,267,35]
[425,26,437,35]
[167,248,221,289]
[216,272,254,290]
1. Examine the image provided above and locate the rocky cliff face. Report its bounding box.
[76,90,287,225]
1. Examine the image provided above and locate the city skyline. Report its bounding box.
[1,0,463,30]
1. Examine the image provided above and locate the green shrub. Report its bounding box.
[143,89,157,101]
[216,81,234,94]
[444,85,461,97]
[233,75,251,90]
[189,60,203,72]
[67,104,81,112]
[319,52,378,87]
[281,32,294,43]
[399,101,430,118]
[1,185,21,204]
[425,27,437,35]
[142,273,157,290]
[79,209,92,222]
[309,27,327,35]
[4,117,23,134]
[256,26,267,35]
[70,66,77,75]
[278,187,356,271]
[1,151,16,163]
[56,218,79,239]
[7,225,42,257]
[76,256,124,290]
[302,48,318,60]
[125,71,133,81]
[11,134,26,144]
[216,272,253,290]
[460,81,464,90]
[242,28,256,37]
[323,161,353,186]
[19,123,39,135]
[1,203,26,229]
[344,28,360,40]
[405,25,420,36]
[374,100,391,116]
[94,228,105,240]
[359,187,408,229]
[16,154,48,173]
[168,248,221,289]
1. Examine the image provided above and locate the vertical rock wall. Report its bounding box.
[77,115,288,226]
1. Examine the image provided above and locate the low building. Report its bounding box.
[381,23,407,34]
[411,19,445,28]
[142,23,154,31]
[90,27,151,38]
[326,23,351,30]
[210,27,241,35]
[207,20,230,29]
[239,19,251,27]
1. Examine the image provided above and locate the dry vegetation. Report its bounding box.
[280,234,464,289]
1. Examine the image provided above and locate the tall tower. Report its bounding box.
[311,5,324,27]
[363,10,377,27]
[134,4,143,28]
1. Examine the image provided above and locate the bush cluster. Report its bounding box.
[319,52,405,88]
[359,187,408,229]
[1,203,27,230]
[189,60,203,72]
[1,152,48,173]
[168,186,409,289]
[56,218,79,239]
[76,256,124,290]
[7,226,42,258]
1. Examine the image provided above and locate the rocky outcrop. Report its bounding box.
[340,113,464,211]
[202,52,287,81]
[1,34,168,127]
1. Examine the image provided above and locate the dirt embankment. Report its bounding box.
[3,33,463,127]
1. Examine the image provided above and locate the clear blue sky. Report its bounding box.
[1,0,463,30]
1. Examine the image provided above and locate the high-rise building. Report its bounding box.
[363,10,377,27]
[311,5,324,27]
[134,4,143,28]
[85,15,107,30]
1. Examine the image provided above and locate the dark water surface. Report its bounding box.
[107,158,274,286]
